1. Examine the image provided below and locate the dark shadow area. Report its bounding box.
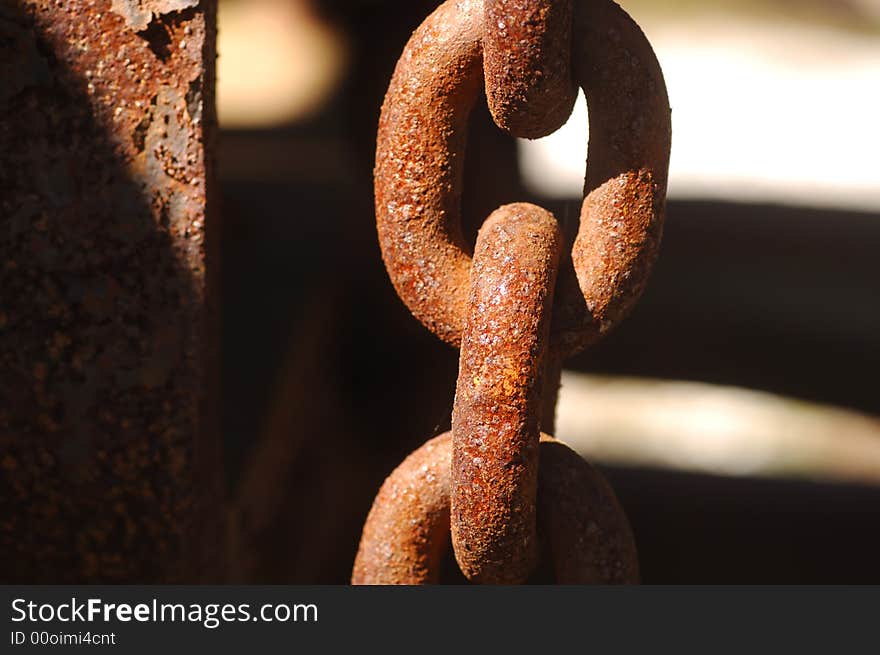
[605,464,880,583]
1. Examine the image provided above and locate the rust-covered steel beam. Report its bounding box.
[0,0,221,582]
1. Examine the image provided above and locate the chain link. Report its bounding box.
[352,431,639,584]
[374,0,670,358]
[483,0,576,138]
[450,204,560,583]
[354,0,671,585]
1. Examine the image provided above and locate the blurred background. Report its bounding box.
[215,0,880,583]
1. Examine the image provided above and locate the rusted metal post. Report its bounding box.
[0,0,220,582]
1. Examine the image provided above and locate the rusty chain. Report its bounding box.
[451,205,560,582]
[483,0,576,138]
[353,0,671,584]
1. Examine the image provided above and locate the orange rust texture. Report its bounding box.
[537,439,638,583]
[569,0,672,346]
[450,204,560,584]
[351,433,452,585]
[0,0,219,582]
[374,0,481,349]
[374,0,671,358]
[352,433,637,585]
[482,0,576,138]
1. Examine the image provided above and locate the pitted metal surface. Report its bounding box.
[356,0,668,585]
[450,204,560,584]
[0,0,219,582]
[482,0,576,138]
[374,0,671,357]
[352,433,638,584]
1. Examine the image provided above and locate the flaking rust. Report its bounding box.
[111,0,200,32]
[0,0,220,582]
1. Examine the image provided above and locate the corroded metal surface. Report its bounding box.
[352,433,637,584]
[111,0,200,31]
[374,0,671,356]
[351,433,452,585]
[482,0,575,138]
[536,438,638,583]
[450,204,560,584]
[0,0,218,582]
[359,0,667,586]
[374,0,480,349]
[566,0,671,354]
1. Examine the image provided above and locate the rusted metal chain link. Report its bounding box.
[483,0,576,138]
[450,204,560,583]
[355,0,670,585]
[375,0,670,357]
[352,432,638,584]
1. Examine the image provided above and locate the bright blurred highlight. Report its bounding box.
[217,0,347,128]
[557,373,880,484]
